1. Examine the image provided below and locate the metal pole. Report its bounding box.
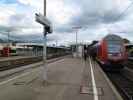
[76,30,78,57]
[44,0,46,16]
[72,26,81,57]
[43,31,47,81]
[42,0,47,83]
[56,40,58,47]
[7,31,10,57]
[8,32,9,45]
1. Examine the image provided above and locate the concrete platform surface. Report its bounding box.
[0,56,122,100]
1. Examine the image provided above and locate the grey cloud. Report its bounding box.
[10,14,24,22]
[69,12,101,28]
[55,0,130,33]
[9,14,26,26]
[55,25,73,33]
[15,33,60,43]
[1,0,132,43]
[69,7,127,28]
[0,25,17,32]
[8,13,36,29]
[102,10,125,23]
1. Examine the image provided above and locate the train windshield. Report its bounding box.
[107,41,122,53]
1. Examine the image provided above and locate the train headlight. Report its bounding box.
[108,53,121,57]
[108,54,113,57]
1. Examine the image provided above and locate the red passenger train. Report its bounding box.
[90,34,127,70]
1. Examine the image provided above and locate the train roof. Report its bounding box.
[89,40,99,46]
[103,34,122,41]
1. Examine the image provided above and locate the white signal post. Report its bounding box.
[35,0,52,85]
[72,26,82,57]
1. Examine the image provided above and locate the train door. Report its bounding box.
[101,40,107,61]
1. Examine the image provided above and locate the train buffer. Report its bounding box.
[0,56,123,100]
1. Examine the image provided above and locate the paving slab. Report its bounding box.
[31,57,93,100]
[0,56,122,100]
[89,58,123,100]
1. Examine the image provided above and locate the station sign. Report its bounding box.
[35,13,53,33]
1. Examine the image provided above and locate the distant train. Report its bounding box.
[89,34,127,70]
[0,44,70,57]
[0,46,17,57]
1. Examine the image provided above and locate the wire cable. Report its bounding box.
[115,0,133,20]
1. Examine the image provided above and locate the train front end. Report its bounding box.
[102,34,127,70]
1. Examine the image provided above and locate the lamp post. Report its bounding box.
[72,26,82,57]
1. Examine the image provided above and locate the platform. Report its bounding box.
[0,56,123,100]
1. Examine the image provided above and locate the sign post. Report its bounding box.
[35,0,52,85]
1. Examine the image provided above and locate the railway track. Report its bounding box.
[0,56,42,71]
[107,71,133,100]
[125,59,133,69]
[97,63,133,100]
[0,54,68,71]
[92,57,133,100]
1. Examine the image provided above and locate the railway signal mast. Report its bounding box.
[35,0,53,85]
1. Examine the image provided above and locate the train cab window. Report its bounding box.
[107,41,122,53]
[108,44,121,53]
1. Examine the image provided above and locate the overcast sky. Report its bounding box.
[0,0,133,45]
